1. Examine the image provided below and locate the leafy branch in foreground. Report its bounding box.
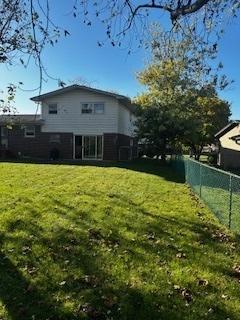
[0,84,17,115]
[1,1,240,74]
[75,0,240,53]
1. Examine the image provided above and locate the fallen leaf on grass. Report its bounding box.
[232,264,240,282]
[181,288,193,304]
[78,303,105,319]
[80,274,100,288]
[212,230,229,242]
[176,252,186,259]
[197,279,209,286]
[145,232,155,241]
[173,284,181,290]
[102,295,118,308]
[173,286,193,304]
[88,228,102,241]
[62,245,73,252]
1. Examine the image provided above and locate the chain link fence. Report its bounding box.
[171,156,240,233]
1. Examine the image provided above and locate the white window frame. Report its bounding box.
[81,103,105,114]
[24,125,35,138]
[94,103,105,114]
[48,103,58,115]
[81,135,103,160]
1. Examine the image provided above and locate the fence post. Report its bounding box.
[199,163,202,197]
[228,174,233,229]
[185,159,189,183]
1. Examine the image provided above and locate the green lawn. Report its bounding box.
[0,160,240,320]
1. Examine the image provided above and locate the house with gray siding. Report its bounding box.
[0,85,137,161]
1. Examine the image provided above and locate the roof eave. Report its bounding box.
[30,85,130,101]
[215,121,239,139]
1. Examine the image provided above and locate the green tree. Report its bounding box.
[135,59,194,159]
[135,58,231,160]
[185,92,231,159]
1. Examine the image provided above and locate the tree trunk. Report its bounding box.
[194,144,203,161]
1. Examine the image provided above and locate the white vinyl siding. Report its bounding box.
[41,90,118,135]
[118,102,135,136]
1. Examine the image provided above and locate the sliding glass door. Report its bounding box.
[83,135,103,160]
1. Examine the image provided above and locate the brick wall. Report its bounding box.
[1,125,137,161]
[1,125,73,159]
[103,133,138,161]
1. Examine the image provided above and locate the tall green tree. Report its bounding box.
[135,59,194,158]
[135,56,230,159]
[185,92,231,159]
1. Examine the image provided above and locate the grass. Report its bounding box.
[0,159,240,320]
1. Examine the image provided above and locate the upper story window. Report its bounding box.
[94,103,104,114]
[81,103,105,114]
[82,103,92,114]
[24,125,35,138]
[48,104,58,114]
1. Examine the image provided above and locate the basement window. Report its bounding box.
[24,125,35,138]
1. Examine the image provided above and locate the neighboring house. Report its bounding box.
[0,85,137,161]
[215,120,240,169]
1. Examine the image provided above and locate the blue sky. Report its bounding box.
[0,2,239,119]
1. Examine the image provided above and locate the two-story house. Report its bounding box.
[0,85,137,161]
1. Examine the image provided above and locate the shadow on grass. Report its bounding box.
[0,244,73,320]
[0,161,239,319]
[0,158,184,183]
[2,191,239,319]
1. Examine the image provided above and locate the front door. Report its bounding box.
[83,135,103,160]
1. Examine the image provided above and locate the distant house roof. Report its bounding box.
[0,114,43,124]
[30,85,136,112]
[215,121,240,139]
